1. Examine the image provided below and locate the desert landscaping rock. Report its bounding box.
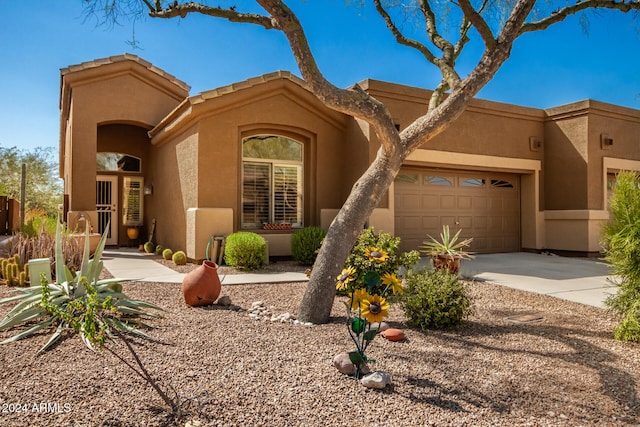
[371,321,390,332]
[216,295,232,306]
[381,328,405,341]
[332,352,371,376]
[0,271,638,426]
[361,370,392,389]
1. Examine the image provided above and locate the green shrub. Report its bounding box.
[162,248,173,260]
[154,245,164,256]
[340,227,420,297]
[224,232,267,271]
[291,227,326,266]
[172,250,187,265]
[602,171,640,342]
[401,269,473,330]
[143,241,155,254]
[20,214,57,238]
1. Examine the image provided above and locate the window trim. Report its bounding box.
[241,135,304,230]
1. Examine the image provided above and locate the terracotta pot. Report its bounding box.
[433,254,462,273]
[181,260,222,307]
[126,227,140,239]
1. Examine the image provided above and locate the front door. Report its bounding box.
[96,175,118,245]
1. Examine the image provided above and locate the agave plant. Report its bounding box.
[0,220,161,354]
[421,225,474,259]
[421,225,474,273]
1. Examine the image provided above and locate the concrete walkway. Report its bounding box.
[101,248,309,285]
[100,248,618,309]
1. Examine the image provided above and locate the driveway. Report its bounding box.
[459,252,617,308]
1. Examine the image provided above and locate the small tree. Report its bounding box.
[602,171,640,342]
[0,145,62,217]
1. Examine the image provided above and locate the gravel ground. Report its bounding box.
[0,258,639,426]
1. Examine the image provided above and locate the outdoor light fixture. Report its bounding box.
[144,183,153,195]
[601,133,614,149]
[529,136,542,152]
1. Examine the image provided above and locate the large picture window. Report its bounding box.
[242,135,303,229]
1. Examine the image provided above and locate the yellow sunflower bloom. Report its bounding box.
[336,267,356,291]
[360,294,390,323]
[364,247,389,263]
[349,288,370,310]
[382,272,403,294]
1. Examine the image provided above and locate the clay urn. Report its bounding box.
[181,260,222,307]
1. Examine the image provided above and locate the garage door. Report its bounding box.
[394,168,520,254]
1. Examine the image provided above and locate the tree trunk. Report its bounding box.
[298,148,403,324]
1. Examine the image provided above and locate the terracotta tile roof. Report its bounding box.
[60,53,190,92]
[190,70,308,104]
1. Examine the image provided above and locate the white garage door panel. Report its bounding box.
[395,169,520,254]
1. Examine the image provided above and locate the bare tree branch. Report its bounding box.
[458,0,497,49]
[255,0,401,154]
[149,2,276,29]
[520,0,640,34]
[404,0,538,153]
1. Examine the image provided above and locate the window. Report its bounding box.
[242,135,303,229]
[424,176,453,186]
[97,153,141,172]
[491,179,515,189]
[461,178,485,187]
[394,174,418,184]
[122,177,143,226]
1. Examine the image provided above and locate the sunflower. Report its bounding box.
[360,294,390,323]
[364,247,389,263]
[381,272,403,294]
[349,288,370,310]
[336,267,356,291]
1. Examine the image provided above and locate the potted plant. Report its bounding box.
[420,225,473,273]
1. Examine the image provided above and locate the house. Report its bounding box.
[59,54,640,261]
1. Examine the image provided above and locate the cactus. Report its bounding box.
[162,248,173,260]
[154,245,164,256]
[172,250,187,266]
[13,254,20,270]
[1,258,8,280]
[19,271,26,287]
[6,263,16,286]
[143,241,155,254]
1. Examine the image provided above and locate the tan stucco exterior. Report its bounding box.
[60,54,640,260]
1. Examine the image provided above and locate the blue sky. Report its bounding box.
[1,1,638,152]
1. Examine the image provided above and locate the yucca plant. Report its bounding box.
[0,220,161,354]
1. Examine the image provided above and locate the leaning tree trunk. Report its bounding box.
[298,148,404,324]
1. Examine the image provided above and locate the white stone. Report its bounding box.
[370,322,389,332]
[251,301,264,309]
[361,371,392,389]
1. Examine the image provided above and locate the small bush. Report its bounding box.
[143,242,155,254]
[224,232,266,271]
[602,171,640,342]
[162,248,173,260]
[291,227,326,266]
[340,227,420,297]
[172,251,187,265]
[401,269,473,330]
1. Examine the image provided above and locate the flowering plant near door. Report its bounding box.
[336,228,419,377]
